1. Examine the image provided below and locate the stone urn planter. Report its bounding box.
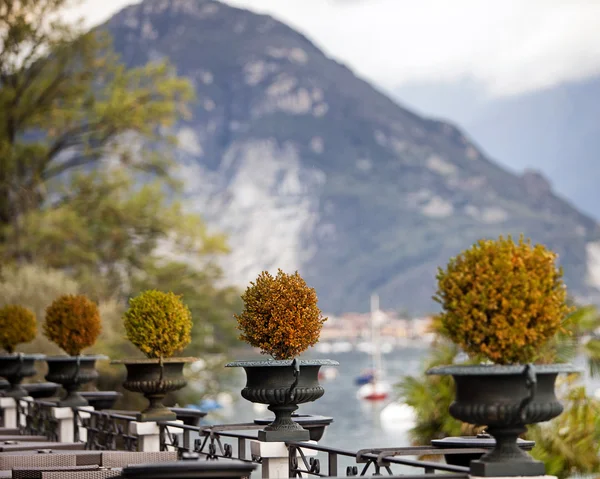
[254,413,333,442]
[431,434,535,467]
[114,358,196,422]
[227,359,339,442]
[22,382,61,399]
[0,354,44,398]
[122,454,257,479]
[80,391,122,410]
[427,363,578,477]
[45,355,107,407]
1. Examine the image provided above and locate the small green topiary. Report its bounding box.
[44,294,102,356]
[123,290,192,359]
[0,305,37,354]
[235,269,327,360]
[433,235,573,365]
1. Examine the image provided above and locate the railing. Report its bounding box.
[7,399,475,478]
[74,408,138,451]
[17,398,59,441]
[157,421,472,478]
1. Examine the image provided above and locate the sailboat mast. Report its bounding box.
[371,293,383,377]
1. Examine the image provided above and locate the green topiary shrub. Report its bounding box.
[235,269,327,360]
[123,290,192,359]
[433,235,573,364]
[0,305,37,354]
[44,294,102,356]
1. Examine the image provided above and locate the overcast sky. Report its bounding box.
[70,0,600,99]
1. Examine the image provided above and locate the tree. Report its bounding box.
[0,168,229,297]
[0,0,193,251]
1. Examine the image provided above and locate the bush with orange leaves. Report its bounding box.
[0,305,37,353]
[433,235,573,365]
[44,294,102,356]
[235,269,327,360]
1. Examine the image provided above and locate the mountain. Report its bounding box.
[105,0,600,314]
[395,76,600,220]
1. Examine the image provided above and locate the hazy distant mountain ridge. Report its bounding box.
[105,0,600,313]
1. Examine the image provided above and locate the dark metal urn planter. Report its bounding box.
[113,357,196,422]
[254,413,333,442]
[22,382,61,399]
[45,355,107,407]
[122,454,257,479]
[427,363,578,477]
[431,434,535,468]
[0,354,44,398]
[80,391,122,410]
[226,358,339,442]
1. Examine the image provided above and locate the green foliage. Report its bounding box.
[123,290,192,359]
[44,294,102,356]
[1,169,229,297]
[434,235,573,364]
[235,269,327,360]
[528,379,600,479]
[0,0,193,248]
[0,304,37,353]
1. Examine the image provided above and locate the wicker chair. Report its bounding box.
[0,454,76,471]
[100,451,177,468]
[11,464,99,479]
[41,469,122,479]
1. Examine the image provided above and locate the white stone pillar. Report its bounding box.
[75,406,94,443]
[52,406,75,443]
[0,397,17,429]
[250,440,318,479]
[130,420,183,452]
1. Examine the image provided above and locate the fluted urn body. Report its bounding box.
[0,354,44,398]
[45,355,105,406]
[427,363,578,477]
[114,358,195,422]
[226,359,338,442]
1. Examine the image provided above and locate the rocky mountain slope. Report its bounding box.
[105,0,600,314]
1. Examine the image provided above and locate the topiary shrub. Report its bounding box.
[433,235,573,364]
[123,290,192,359]
[235,269,327,360]
[0,305,37,354]
[44,294,102,356]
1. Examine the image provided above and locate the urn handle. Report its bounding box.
[518,363,537,422]
[286,358,301,403]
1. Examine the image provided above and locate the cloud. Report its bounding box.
[222,0,600,98]
[72,0,600,98]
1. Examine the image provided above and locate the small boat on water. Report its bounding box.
[355,294,390,401]
[355,369,375,386]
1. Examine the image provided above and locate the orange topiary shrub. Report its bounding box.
[0,305,37,353]
[433,235,573,364]
[235,269,327,360]
[44,294,102,356]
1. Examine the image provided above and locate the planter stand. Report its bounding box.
[114,358,196,422]
[226,358,338,442]
[45,355,106,407]
[428,363,578,477]
[0,354,44,398]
